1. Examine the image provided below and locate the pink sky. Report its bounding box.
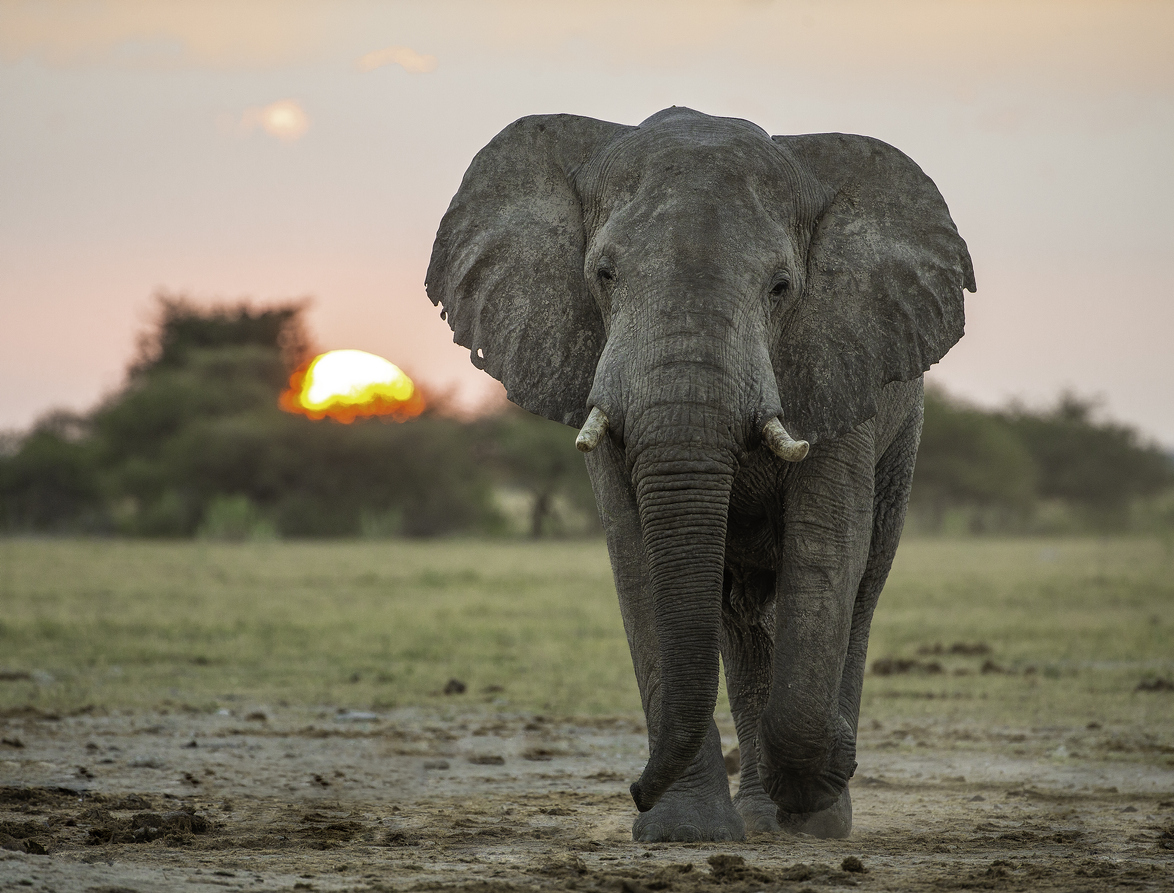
[2,1,1172,443]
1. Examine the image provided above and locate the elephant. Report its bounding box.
[425,107,974,842]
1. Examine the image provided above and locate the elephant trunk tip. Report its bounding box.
[630,780,655,813]
[576,406,609,452]
[763,417,809,462]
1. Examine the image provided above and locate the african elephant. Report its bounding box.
[425,107,974,842]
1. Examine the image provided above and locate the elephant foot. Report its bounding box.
[633,790,745,843]
[777,785,852,839]
[732,789,782,834]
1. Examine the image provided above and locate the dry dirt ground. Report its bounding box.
[1,706,1172,892]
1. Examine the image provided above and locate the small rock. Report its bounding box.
[335,710,379,722]
[443,678,467,695]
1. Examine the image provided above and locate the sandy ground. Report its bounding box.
[1,705,1172,892]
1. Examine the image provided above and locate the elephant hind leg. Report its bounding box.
[778,786,853,838]
[724,573,851,839]
[719,564,781,834]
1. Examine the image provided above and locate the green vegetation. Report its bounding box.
[1,538,1171,738]
[910,388,1174,534]
[1,298,1170,538]
[0,297,584,539]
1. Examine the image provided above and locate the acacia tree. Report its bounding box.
[0,295,499,537]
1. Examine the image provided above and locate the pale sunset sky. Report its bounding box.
[2,1,1172,442]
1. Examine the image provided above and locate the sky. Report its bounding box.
[2,0,1172,444]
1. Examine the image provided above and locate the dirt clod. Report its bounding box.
[872,657,943,676]
[86,810,211,845]
[1136,676,1174,692]
[841,856,866,873]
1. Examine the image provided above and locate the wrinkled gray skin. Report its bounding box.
[426,108,975,843]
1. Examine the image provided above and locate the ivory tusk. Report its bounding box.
[762,416,809,462]
[575,406,609,453]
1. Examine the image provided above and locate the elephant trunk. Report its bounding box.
[627,428,737,812]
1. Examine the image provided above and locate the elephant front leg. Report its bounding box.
[756,432,875,838]
[784,402,923,839]
[586,442,744,843]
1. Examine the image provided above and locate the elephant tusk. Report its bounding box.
[575,406,609,453]
[763,417,809,462]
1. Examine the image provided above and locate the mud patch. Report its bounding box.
[1,708,1172,892]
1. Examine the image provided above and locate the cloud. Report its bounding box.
[240,100,310,142]
[356,45,437,74]
[0,0,332,69]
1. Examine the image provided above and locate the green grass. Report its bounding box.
[864,537,1174,730]
[0,538,630,714]
[1,537,1171,734]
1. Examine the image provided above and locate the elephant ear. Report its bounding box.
[771,133,976,443]
[426,114,633,427]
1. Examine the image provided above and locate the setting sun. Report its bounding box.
[280,349,425,422]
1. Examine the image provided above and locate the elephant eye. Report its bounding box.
[596,258,617,286]
[769,274,791,300]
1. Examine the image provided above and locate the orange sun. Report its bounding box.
[280,349,425,423]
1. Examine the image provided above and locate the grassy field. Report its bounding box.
[1,536,1171,733]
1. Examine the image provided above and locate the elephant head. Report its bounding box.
[426,107,974,811]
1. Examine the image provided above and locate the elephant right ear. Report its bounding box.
[426,114,632,428]
[771,133,976,443]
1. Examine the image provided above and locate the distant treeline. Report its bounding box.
[911,388,1174,534]
[2,299,1171,538]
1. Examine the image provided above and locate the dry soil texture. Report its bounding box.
[1,706,1172,892]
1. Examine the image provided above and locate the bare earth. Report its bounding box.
[2,706,1171,893]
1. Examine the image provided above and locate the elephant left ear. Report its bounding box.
[771,133,976,443]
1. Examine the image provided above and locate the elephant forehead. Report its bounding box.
[580,124,812,252]
[600,196,789,271]
[596,117,799,197]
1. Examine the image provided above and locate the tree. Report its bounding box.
[911,388,1036,532]
[483,407,599,538]
[1003,394,1174,527]
[0,296,499,537]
